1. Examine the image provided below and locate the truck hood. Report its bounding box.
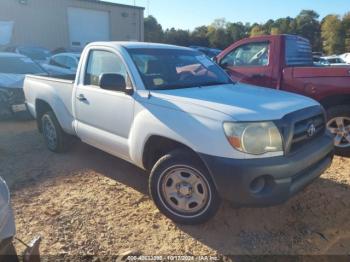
[149,83,319,121]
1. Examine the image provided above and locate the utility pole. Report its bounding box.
[147,0,150,17]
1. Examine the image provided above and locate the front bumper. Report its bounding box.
[200,133,334,207]
[0,88,27,115]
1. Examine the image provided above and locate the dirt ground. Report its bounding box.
[0,119,350,257]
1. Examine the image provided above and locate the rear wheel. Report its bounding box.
[41,111,69,153]
[326,106,350,157]
[149,149,221,225]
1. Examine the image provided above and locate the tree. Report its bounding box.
[343,12,350,52]
[144,16,163,42]
[207,26,231,49]
[263,19,275,34]
[206,19,231,49]
[144,10,349,54]
[270,27,281,35]
[163,28,191,46]
[273,17,296,34]
[250,25,266,37]
[211,18,227,29]
[226,22,247,43]
[295,10,321,51]
[190,26,210,46]
[321,15,344,54]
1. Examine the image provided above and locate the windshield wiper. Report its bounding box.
[155,84,197,90]
[198,82,231,87]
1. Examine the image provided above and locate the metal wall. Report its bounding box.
[0,0,144,49]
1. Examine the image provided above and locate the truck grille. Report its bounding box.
[275,106,327,155]
[290,114,326,152]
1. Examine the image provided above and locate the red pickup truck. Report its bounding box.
[216,34,350,156]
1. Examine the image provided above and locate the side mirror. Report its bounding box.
[99,73,127,92]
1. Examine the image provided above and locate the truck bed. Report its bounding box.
[24,74,76,134]
[292,66,350,78]
[26,74,76,83]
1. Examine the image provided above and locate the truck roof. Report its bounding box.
[87,41,193,51]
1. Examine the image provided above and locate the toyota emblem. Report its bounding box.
[307,123,316,137]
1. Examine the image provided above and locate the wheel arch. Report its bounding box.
[319,94,350,110]
[142,135,209,173]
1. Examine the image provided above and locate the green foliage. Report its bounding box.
[191,26,210,46]
[144,15,163,42]
[295,10,321,51]
[144,10,350,54]
[163,28,191,46]
[226,22,247,42]
[321,15,344,55]
[250,25,266,37]
[270,27,281,35]
[343,13,350,52]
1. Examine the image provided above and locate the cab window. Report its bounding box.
[84,50,129,87]
[221,42,269,67]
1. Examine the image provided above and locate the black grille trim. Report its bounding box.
[274,106,327,155]
[290,114,326,152]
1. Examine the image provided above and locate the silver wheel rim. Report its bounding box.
[42,116,57,149]
[159,166,211,217]
[327,117,350,148]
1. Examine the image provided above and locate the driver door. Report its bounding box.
[75,49,134,161]
[219,41,274,88]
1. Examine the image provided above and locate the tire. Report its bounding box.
[149,149,221,225]
[326,105,350,157]
[0,238,19,262]
[41,111,69,153]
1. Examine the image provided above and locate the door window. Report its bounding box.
[84,50,129,87]
[221,42,269,67]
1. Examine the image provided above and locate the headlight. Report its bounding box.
[223,122,283,155]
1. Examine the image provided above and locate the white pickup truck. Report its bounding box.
[24,42,334,224]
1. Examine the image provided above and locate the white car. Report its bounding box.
[319,56,349,66]
[42,53,81,75]
[24,42,334,224]
[340,53,350,64]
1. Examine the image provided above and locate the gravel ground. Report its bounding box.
[0,119,350,257]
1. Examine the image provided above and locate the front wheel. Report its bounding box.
[326,106,350,157]
[149,149,221,225]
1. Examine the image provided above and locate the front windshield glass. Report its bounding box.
[0,57,46,74]
[18,47,51,61]
[128,48,232,90]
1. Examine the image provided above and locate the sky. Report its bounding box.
[106,0,350,30]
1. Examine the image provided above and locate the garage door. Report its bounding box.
[68,7,110,48]
[0,21,14,45]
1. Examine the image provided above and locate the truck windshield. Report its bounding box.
[128,48,232,90]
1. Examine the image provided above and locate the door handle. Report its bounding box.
[77,94,87,102]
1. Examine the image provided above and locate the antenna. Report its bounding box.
[147,0,150,16]
[133,0,138,39]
